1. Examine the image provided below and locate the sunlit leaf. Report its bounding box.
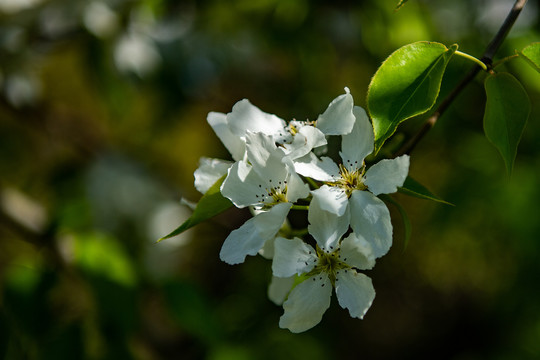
[367,42,458,153]
[159,175,233,241]
[398,176,452,205]
[484,73,530,174]
[380,195,411,249]
[521,42,540,73]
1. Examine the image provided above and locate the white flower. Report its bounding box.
[272,232,376,333]
[193,157,233,194]
[218,131,310,265]
[193,88,356,194]
[295,106,409,258]
[212,89,356,160]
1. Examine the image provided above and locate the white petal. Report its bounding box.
[268,276,295,305]
[340,106,374,170]
[308,196,350,251]
[279,273,332,333]
[227,99,287,139]
[364,155,410,195]
[245,131,288,183]
[311,185,348,216]
[272,237,318,278]
[219,202,292,265]
[293,153,340,182]
[335,270,375,319]
[339,233,376,270]
[258,235,276,259]
[207,111,245,161]
[220,161,265,208]
[193,157,232,194]
[349,191,392,258]
[316,88,355,135]
[283,158,310,203]
[283,125,327,160]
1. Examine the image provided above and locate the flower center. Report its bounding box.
[312,247,349,285]
[255,180,289,210]
[331,163,367,197]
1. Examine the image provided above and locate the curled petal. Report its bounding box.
[335,270,375,319]
[339,233,376,270]
[227,99,287,139]
[349,190,392,258]
[272,237,317,278]
[245,131,289,184]
[279,273,332,333]
[220,161,266,208]
[268,276,295,305]
[219,202,292,265]
[340,106,374,170]
[311,185,348,216]
[207,111,245,161]
[293,153,340,182]
[283,158,310,203]
[193,157,232,194]
[283,125,327,160]
[316,88,355,136]
[364,155,410,195]
[308,196,350,251]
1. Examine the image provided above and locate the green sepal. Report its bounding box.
[367,41,458,153]
[483,72,530,175]
[380,194,412,249]
[520,42,540,73]
[398,176,452,205]
[158,175,233,242]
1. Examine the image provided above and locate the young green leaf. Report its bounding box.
[367,42,458,153]
[521,42,540,73]
[484,73,530,175]
[398,176,452,205]
[158,175,233,242]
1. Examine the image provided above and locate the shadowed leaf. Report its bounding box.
[484,73,530,175]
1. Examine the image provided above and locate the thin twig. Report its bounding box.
[396,0,528,156]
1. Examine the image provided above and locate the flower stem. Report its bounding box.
[291,205,309,211]
[454,51,488,71]
[290,228,309,237]
[492,54,520,69]
[305,177,320,190]
[395,0,528,156]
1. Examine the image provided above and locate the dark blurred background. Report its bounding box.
[1,0,539,359]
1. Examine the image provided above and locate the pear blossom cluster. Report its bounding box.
[194,88,409,333]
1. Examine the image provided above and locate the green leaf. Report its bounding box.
[158,175,233,241]
[380,195,412,249]
[484,72,530,174]
[521,42,540,73]
[395,0,409,10]
[398,176,452,205]
[367,41,458,153]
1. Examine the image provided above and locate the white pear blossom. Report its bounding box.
[218,131,309,265]
[272,233,376,333]
[193,89,356,194]
[294,105,409,258]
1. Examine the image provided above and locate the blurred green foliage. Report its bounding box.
[0,0,539,359]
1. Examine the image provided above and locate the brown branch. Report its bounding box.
[396,0,528,156]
